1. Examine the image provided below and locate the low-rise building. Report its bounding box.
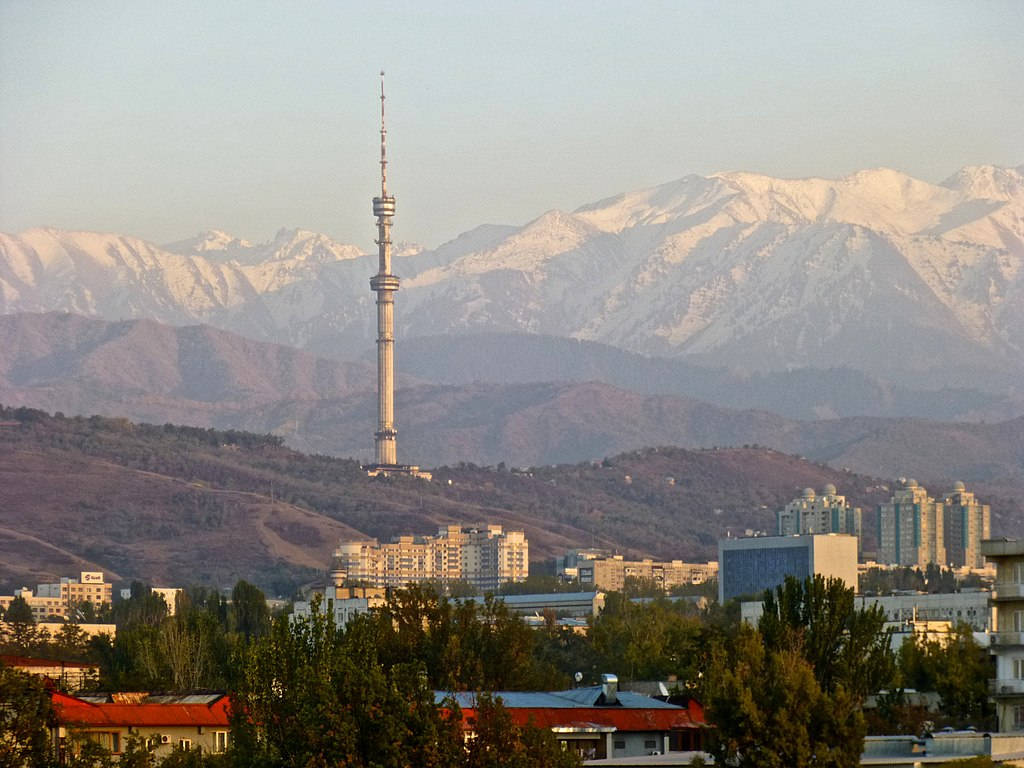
[0,655,99,691]
[293,586,387,629]
[438,675,706,760]
[459,591,606,619]
[718,533,858,603]
[742,589,992,632]
[51,691,231,761]
[575,556,718,593]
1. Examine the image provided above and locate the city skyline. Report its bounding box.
[2,1,1022,250]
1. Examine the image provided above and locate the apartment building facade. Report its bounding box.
[575,556,718,593]
[333,525,528,591]
[982,538,1024,732]
[944,481,991,569]
[877,479,946,568]
[0,572,112,622]
[777,485,863,554]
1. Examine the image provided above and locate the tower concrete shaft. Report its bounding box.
[370,73,399,466]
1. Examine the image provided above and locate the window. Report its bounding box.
[179,739,192,750]
[1014,704,1024,730]
[614,740,626,750]
[76,732,120,754]
[1015,659,1024,680]
[213,731,229,753]
[644,739,658,749]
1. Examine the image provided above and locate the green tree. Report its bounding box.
[463,692,580,768]
[0,664,57,768]
[705,576,894,768]
[229,599,465,768]
[589,593,703,682]
[705,625,864,768]
[4,595,34,624]
[229,580,269,641]
[897,623,993,727]
[759,575,894,698]
[1,595,42,652]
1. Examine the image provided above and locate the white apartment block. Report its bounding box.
[333,524,528,591]
[877,479,946,568]
[982,538,1024,732]
[777,485,863,554]
[293,586,387,629]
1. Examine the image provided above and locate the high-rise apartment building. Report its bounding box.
[777,485,863,554]
[877,479,946,568]
[943,481,991,569]
[333,525,528,591]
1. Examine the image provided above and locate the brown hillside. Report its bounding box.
[0,407,898,594]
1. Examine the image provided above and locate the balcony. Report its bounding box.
[991,631,1024,646]
[993,583,1024,600]
[989,679,1024,696]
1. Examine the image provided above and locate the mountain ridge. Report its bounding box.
[3,164,1022,384]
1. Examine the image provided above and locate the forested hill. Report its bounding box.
[0,405,922,593]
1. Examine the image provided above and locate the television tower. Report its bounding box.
[370,71,399,467]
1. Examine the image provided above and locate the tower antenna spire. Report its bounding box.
[379,70,387,197]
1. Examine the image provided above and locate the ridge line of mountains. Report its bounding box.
[2,163,1023,589]
[3,164,1023,387]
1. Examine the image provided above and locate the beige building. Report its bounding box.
[54,692,231,760]
[777,485,863,554]
[334,524,528,591]
[877,479,946,568]
[943,481,991,569]
[575,556,718,593]
[0,588,66,622]
[1,572,113,622]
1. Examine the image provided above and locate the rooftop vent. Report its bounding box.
[601,673,619,705]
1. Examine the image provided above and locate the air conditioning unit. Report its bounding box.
[160,735,170,744]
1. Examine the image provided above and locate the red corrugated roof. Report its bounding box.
[52,693,231,728]
[460,706,701,732]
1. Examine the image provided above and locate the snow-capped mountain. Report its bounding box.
[2,164,1022,384]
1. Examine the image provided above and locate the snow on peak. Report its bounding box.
[164,230,252,258]
[941,165,1024,201]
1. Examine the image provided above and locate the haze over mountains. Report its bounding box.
[3,165,1023,391]
[3,165,1024,587]
[2,313,1024,501]
[2,165,1023,487]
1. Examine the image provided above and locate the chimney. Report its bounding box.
[601,673,619,705]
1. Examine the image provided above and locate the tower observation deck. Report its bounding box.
[365,72,430,480]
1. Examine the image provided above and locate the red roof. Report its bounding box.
[460,705,702,732]
[52,692,231,728]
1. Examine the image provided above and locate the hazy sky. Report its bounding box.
[1,1,1022,249]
